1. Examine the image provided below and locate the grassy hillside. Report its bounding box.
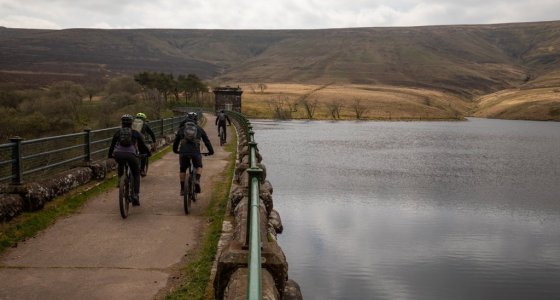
[1,21,560,120]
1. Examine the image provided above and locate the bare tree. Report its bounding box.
[248,84,256,93]
[326,100,343,119]
[268,96,298,119]
[300,96,319,119]
[257,83,268,94]
[351,98,369,120]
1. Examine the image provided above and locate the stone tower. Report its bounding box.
[213,86,243,113]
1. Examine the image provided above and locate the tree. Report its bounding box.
[326,100,343,119]
[300,96,319,119]
[351,98,369,120]
[180,74,207,106]
[268,96,298,119]
[257,83,267,94]
[105,76,141,95]
[45,81,86,123]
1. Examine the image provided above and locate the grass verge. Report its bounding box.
[0,145,172,255]
[166,133,237,300]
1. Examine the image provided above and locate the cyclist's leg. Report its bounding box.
[113,153,126,187]
[193,153,203,192]
[127,153,140,195]
[179,153,189,195]
[139,153,147,176]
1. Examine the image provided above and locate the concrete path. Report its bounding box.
[0,114,230,300]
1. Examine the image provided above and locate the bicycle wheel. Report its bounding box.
[119,167,130,219]
[183,176,191,214]
[191,174,197,202]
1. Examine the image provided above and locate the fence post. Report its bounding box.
[248,132,256,167]
[84,128,91,163]
[160,118,165,137]
[10,136,23,185]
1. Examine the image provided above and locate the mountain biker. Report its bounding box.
[215,109,231,141]
[173,112,214,196]
[108,114,151,206]
[132,112,157,176]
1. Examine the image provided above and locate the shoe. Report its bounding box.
[131,194,140,206]
[140,170,146,177]
[195,183,201,194]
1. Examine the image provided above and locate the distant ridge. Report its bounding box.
[1,21,560,98]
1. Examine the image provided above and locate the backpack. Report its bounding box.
[218,112,226,122]
[131,118,144,134]
[182,122,198,143]
[119,127,133,146]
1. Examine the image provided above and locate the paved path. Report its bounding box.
[0,114,230,300]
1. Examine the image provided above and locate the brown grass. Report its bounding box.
[239,83,473,120]
[473,86,560,121]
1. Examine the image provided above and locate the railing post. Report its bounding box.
[10,136,23,185]
[84,128,91,163]
[160,118,165,137]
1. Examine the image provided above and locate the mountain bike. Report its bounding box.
[183,153,209,214]
[119,162,133,219]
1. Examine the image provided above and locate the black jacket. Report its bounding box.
[215,113,231,126]
[173,123,214,155]
[141,123,156,143]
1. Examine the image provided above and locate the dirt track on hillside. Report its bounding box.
[0,114,230,299]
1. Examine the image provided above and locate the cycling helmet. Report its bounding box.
[186,112,198,123]
[136,112,147,120]
[121,114,134,125]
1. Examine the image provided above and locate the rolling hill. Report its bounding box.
[1,21,560,120]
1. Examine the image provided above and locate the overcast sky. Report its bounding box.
[1,0,559,30]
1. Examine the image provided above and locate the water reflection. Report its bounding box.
[253,118,560,300]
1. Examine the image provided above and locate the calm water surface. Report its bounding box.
[252,118,560,300]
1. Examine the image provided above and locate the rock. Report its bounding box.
[0,193,24,222]
[283,279,303,300]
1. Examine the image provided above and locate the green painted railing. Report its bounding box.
[0,115,188,185]
[225,111,263,300]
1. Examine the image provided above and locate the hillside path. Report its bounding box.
[0,114,229,300]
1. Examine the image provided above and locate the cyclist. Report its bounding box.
[132,112,156,176]
[215,109,231,141]
[108,114,151,206]
[173,112,214,196]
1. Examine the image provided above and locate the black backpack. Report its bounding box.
[182,122,198,143]
[119,127,133,146]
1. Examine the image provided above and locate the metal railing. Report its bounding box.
[0,116,187,185]
[226,110,263,299]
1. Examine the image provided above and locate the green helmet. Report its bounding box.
[136,112,147,120]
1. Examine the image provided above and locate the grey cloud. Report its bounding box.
[0,0,559,29]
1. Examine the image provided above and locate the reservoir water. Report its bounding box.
[252,118,560,300]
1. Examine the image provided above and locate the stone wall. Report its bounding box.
[0,134,175,222]
[213,120,303,300]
